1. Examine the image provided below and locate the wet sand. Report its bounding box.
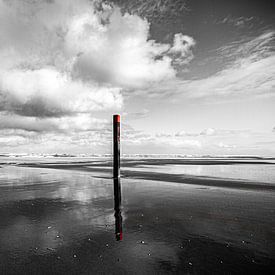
[0,159,275,274]
[18,158,275,191]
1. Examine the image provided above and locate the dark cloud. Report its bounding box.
[0,94,69,118]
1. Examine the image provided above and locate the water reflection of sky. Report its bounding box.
[123,164,275,184]
[0,166,275,273]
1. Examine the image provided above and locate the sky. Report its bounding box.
[0,0,274,156]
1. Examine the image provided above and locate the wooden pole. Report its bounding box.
[113,114,120,178]
[113,114,122,240]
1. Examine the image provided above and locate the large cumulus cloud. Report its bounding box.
[0,0,195,151]
[0,0,194,118]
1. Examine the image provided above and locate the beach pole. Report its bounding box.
[113,114,122,240]
[113,114,120,178]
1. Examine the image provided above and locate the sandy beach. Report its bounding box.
[1,0,274,274]
[0,158,275,274]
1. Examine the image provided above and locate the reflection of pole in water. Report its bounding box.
[114,177,123,241]
[113,114,122,241]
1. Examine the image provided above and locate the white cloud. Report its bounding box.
[0,0,194,93]
[123,109,149,120]
[0,135,27,147]
[200,128,216,136]
[1,119,275,156]
[216,15,255,28]
[168,33,196,66]
[175,128,250,137]
[0,112,108,133]
[67,8,193,88]
[0,0,195,151]
[0,0,126,119]
[121,126,275,156]
[148,31,275,100]
[0,67,123,117]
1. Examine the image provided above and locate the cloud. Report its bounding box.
[0,67,123,117]
[168,33,196,66]
[176,128,250,137]
[215,15,255,28]
[0,112,108,134]
[200,128,216,136]
[124,127,202,149]
[216,31,275,62]
[1,119,275,156]
[0,114,59,133]
[0,0,125,118]
[148,31,275,100]
[123,109,149,120]
[68,7,179,88]
[0,135,28,147]
[199,128,250,136]
[111,0,188,22]
[0,0,196,150]
[217,142,236,149]
[0,111,111,150]
[0,0,194,133]
[121,127,275,156]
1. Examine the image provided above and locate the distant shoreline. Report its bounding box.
[0,154,275,160]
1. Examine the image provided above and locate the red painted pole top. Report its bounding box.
[114,114,120,123]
